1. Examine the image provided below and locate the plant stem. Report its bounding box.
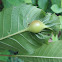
[0,28,28,40]
[0,54,15,57]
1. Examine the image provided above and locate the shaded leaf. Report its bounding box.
[59,16,62,29]
[51,0,61,7]
[0,51,9,61]
[61,0,62,8]
[58,16,62,40]
[38,0,48,10]
[2,0,12,8]
[31,0,38,5]
[59,29,62,40]
[46,0,53,13]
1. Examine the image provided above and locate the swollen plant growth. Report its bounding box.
[27,20,48,33]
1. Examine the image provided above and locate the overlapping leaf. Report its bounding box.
[16,40,62,62]
[0,4,60,55]
[51,4,62,13]
[51,0,62,13]
[51,0,61,7]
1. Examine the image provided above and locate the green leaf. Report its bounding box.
[51,4,62,13]
[43,13,60,35]
[51,0,61,7]
[61,0,62,8]
[2,0,12,8]
[0,51,10,61]
[59,29,62,40]
[2,0,24,7]
[59,16,62,29]
[0,4,60,55]
[2,0,32,8]
[38,0,48,10]
[24,0,32,3]
[51,0,62,13]
[0,4,45,54]
[52,34,58,41]
[34,40,62,57]
[31,0,38,5]
[7,0,24,6]
[58,16,62,40]
[12,40,62,62]
[46,0,53,13]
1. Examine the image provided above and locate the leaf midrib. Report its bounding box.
[0,29,27,40]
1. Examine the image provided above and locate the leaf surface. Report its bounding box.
[0,4,60,55]
[16,40,62,62]
[0,51,9,61]
[51,0,61,7]
[31,0,38,5]
[38,0,48,10]
[51,4,62,13]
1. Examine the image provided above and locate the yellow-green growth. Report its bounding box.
[27,20,47,33]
